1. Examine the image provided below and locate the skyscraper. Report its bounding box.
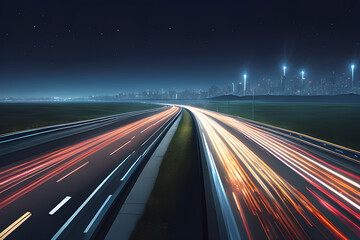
[281,75,286,92]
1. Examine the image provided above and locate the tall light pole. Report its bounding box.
[281,66,287,92]
[351,64,355,89]
[243,74,247,95]
[300,71,305,95]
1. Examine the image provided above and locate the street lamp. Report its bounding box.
[301,71,305,80]
[351,64,355,89]
[283,66,287,76]
[243,74,247,94]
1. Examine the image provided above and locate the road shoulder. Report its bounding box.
[104,111,183,240]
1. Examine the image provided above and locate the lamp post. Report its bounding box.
[243,74,247,96]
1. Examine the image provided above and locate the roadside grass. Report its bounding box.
[131,110,203,240]
[193,101,360,151]
[0,102,160,135]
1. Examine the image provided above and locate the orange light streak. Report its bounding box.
[0,107,179,209]
[187,106,356,240]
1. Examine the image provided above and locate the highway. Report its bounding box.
[0,106,180,240]
[187,106,360,240]
[0,107,168,157]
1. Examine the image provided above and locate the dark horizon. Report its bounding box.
[1,0,360,97]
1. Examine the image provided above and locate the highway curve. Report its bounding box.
[187,106,360,240]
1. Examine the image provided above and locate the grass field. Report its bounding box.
[192,101,360,151]
[0,102,160,135]
[131,110,203,239]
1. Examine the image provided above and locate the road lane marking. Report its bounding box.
[49,196,72,215]
[56,162,89,182]
[51,154,132,240]
[142,116,173,156]
[139,110,179,157]
[140,113,174,147]
[52,111,177,239]
[131,136,135,140]
[83,195,112,233]
[140,127,149,133]
[0,212,31,240]
[141,128,158,146]
[121,155,141,181]
[110,140,131,155]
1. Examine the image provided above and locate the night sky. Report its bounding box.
[1,0,360,97]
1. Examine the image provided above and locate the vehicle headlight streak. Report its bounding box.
[200,128,241,240]
[187,106,359,239]
[208,112,360,215]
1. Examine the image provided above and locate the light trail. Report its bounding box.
[110,140,132,155]
[0,212,31,240]
[187,106,359,240]
[0,107,179,210]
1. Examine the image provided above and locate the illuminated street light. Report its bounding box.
[301,71,305,80]
[351,64,355,89]
[243,74,247,94]
[283,66,287,76]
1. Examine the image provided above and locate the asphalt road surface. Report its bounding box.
[0,106,180,240]
[187,106,360,240]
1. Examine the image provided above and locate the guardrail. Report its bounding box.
[0,107,167,144]
[82,108,182,240]
[235,116,360,164]
[188,110,240,240]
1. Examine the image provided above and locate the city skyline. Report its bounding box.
[1,64,358,99]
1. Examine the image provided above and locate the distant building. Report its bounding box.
[280,75,286,92]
